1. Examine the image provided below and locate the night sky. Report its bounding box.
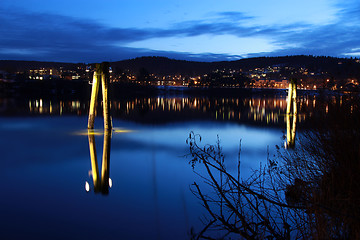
[1,0,359,63]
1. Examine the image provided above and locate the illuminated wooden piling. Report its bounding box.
[286,78,297,115]
[101,62,112,130]
[88,64,101,129]
[88,62,112,130]
[286,78,297,148]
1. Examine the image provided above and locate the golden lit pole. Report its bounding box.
[286,78,297,115]
[100,62,112,130]
[88,62,112,130]
[86,62,113,194]
[88,64,101,129]
[286,78,297,148]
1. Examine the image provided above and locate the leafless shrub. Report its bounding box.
[187,111,360,240]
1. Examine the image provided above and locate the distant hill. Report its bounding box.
[110,55,360,77]
[1,55,359,77]
[0,60,82,72]
[110,56,217,75]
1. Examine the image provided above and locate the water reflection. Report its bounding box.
[28,99,85,116]
[2,92,358,239]
[19,95,330,125]
[19,94,358,128]
[186,94,360,239]
[85,129,112,195]
[286,112,297,148]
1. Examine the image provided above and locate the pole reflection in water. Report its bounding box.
[85,129,112,195]
[285,78,297,149]
[286,109,297,148]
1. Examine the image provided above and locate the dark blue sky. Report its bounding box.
[1,0,359,62]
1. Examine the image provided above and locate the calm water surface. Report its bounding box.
[0,93,338,239]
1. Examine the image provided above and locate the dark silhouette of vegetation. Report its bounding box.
[201,70,248,88]
[187,95,360,239]
[17,79,91,98]
[136,67,153,83]
[1,55,359,81]
[109,55,360,77]
[1,56,360,96]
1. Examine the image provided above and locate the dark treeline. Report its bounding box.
[0,60,81,73]
[1,55,360,97]
[1,55,359,77]
[108,55,360,78]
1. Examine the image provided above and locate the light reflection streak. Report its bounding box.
[23,94,357,126]
[86,129,112,195]
[73,128,133,136]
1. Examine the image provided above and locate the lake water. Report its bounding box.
[0,91,344,239]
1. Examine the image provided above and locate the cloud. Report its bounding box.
[0,2,359,63]
[0,8,154,62]
[0,7,263,62]
[216,11,255,22]
[267,7,360,57]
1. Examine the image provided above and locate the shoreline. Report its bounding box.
[0,80,357,100]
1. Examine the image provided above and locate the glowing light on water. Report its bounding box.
[109,178,112,188]
[74,130,103,136]
[85,181,90,192]
[112,128,133,134]
[72,128,134,136]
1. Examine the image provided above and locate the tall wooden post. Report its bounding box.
[286,78,297,148]
[286,78,297,115]
[86,62,112,194]
[88,64,101,129]
[88,62,112,130]
[101,62,112,130]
